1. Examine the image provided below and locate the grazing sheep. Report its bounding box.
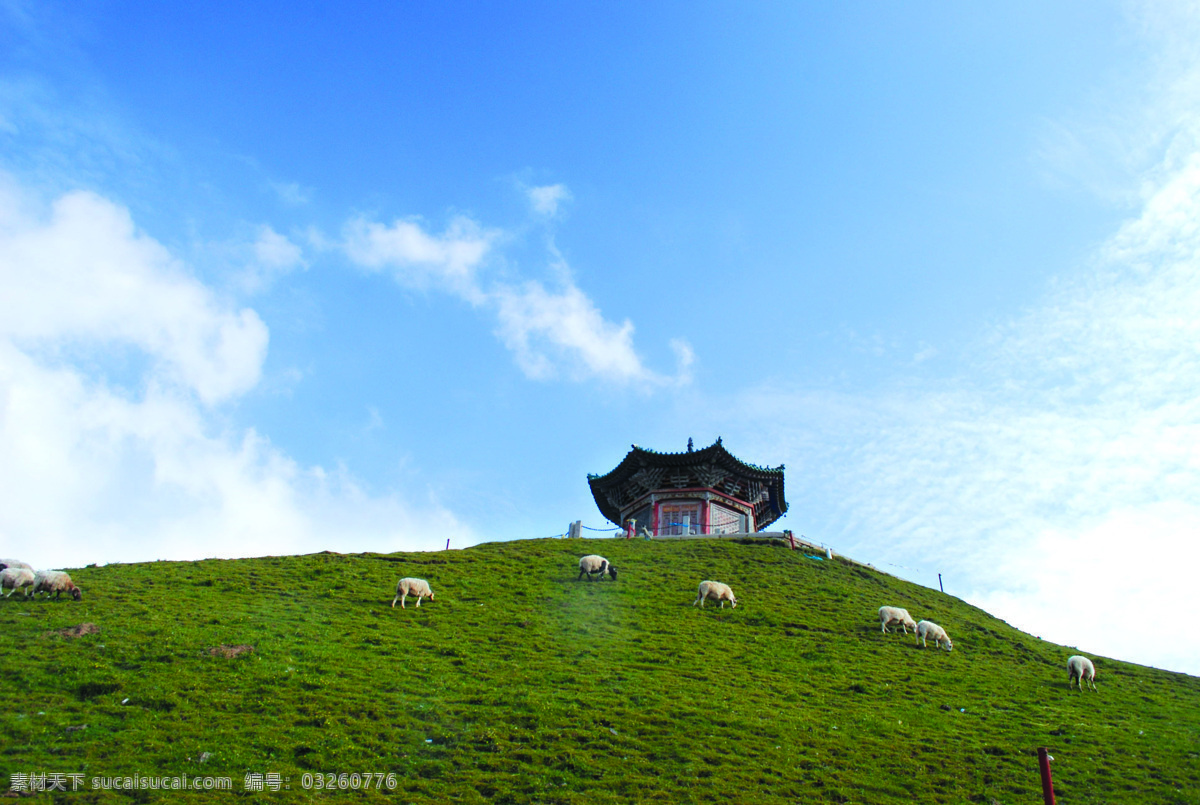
[577,555,617,581]
[1067,655,1097,692]
[391,577,434,609]
[0,559,32,572]
[915,620,952,651]
[878,606,917,634]
[32,570,82,601]
[694,580,737,609]
[1,567,35,598]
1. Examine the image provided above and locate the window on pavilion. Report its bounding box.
[659,502,701,536]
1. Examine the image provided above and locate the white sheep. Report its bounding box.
[878,605,917,634]
[33,570,82,601]
[694,580,737,609]
[1067,655,1097,692]
[0,559,32,572]
[391,577,434,609]
[1,567,35,598]
[915,620,952,651]
[577,555,617,581]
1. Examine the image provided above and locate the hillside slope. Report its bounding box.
[2,538,1197,803]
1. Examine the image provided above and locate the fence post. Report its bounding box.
[784,530,796,550]
[1037,748,1055,805]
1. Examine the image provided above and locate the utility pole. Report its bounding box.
[1037,748,1056,805]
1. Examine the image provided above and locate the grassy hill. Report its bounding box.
[2,537,1198,804]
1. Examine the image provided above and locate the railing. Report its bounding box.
[643,529,833,556]
[561,522,835,559]
[649,529,778,540]
[653,521,741,537]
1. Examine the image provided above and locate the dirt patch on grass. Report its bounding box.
[208,644,255,658]
[47,622,100,638]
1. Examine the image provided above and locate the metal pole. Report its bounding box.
[1037,748,1055,805]
[938,573,944,593]
[445,539,450,550]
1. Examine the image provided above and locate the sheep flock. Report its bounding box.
[2,548,1098,693]
[386,551,1093,693]
[0,560,81,602]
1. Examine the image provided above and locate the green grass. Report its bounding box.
[2,538,1198,803]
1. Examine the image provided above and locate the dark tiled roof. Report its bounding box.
[588,439,787,528]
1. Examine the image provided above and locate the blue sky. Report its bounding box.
[4,2,1200,675]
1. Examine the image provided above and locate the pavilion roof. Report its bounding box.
[587,438,787,528]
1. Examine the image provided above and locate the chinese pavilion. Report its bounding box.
[587,438,787,536]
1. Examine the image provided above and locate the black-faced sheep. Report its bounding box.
[878,605,917,634]
[391,577,434,609]
[1,567,35,598]
[694,580,736,609]
[0,559,32,572]
[915,620,952,651]
[33,570,82,601]
[577,555,617,581]
[1067,655,1097,692]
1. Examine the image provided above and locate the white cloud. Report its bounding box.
[701,12,1200,674]
[270,180,311,206]
[239,224,305,293]
[726,118,1200,675]
[489,277,692,385]
[494,281,644,381]
[254,224,304,269]
[974,503,1200,674]
[1033,2,1200,206]
[342,215,494,304]
[0,342,471,568]
[912,343,937,364]
[341,212,690,386]
[527,183,571,216]
[0,178,474,569]
[669,338,696,384]
[363,405,384,434]
[0,184,268,404]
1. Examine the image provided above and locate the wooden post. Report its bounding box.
[938,573,944,593]
[785,530,796,550]
[445,539,450,550]
[1037,748,1055,805]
